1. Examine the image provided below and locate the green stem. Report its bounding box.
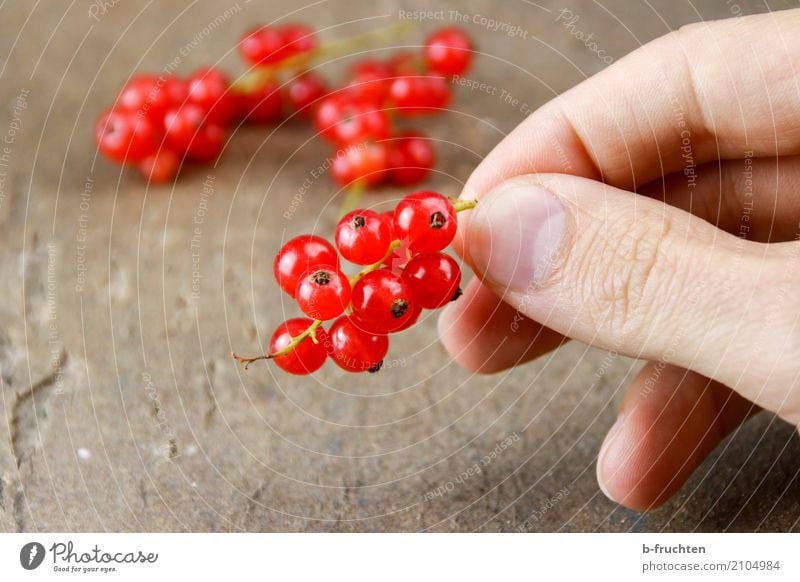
[232,20,413,95]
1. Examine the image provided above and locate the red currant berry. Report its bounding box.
[274,234,339,297]
[239,82,284,124]
[328,316,388,373]
[424,27,473,76]
[393,190,457,253]
[164,104,227,160]
[389,75,451,115]
[330,142,389,188]
[335,209,392,265]
[295,266,351,321]
[118,74,181,122]
[187,67,235,124]
[239,26,289,65]
[138,149,180,183]
[388,131,435,185]
[402,252,462,308]
[285,72,328,117]
[394,301,422,332]
[314,95,391,144]
[270,318,327,375]
[345,60,393,106]
[95,109,158,164]
[280,23,318,57]
[351,269,417,333]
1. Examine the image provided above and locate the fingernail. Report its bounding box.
[467,181,566,291]
[596,414,625,503]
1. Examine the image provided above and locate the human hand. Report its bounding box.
[438,10,800,510]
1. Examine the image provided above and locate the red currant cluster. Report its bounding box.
[94,23,473,185]
[233,191,477,375]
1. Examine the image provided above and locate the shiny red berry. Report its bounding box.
[239,82,284,124]
[274,234,339,297]
[270,318,327,375]
[187,67,235,124]
[345,60,393,106]
[315,95,391,144]
[285,72,328,117]
[330,142,389,187]
[424,27,473,76]
[388,131,435,185]
[394,301,422,332]
[138,149,180,183]
[351,269,417,333]
[389,75,451,115]
[164,104,226,161]
[295,266,351,321]
[239,26,289,65]
[402,252,461,308]
[280,23,318,56]
[95,109,158,164]
[335,209,392,265]
[118,74,183,122]
[328,316,389,373]
[393,191,457,253]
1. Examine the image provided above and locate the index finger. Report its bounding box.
[462,9,800,201]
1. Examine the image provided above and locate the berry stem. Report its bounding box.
[451,197,477,212]
[233,21,413,94]
[349,239,402,287]
[232,319,322,369]
[232,198,478,369]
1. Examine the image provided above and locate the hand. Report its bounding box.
[438,10,800,510]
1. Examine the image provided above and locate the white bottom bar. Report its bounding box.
[1,533,797,580]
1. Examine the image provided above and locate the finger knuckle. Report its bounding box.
[571,208,677,347]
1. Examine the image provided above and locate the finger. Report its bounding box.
[444,155,800,377]
[641,155,800,242]
[459,10,800,219]
[438,278,565,373]
[463,172,800,425]
[597,363,758,510]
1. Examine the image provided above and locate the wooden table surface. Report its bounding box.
[1,0,798,532]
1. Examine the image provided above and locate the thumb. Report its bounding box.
[461,174,800,425]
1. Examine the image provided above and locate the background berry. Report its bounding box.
[424,27,473,76]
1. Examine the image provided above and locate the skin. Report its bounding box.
[437,10,800,511]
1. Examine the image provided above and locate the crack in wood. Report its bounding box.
[10,350,68,469]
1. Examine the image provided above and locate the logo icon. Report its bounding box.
[20,542,45,570]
